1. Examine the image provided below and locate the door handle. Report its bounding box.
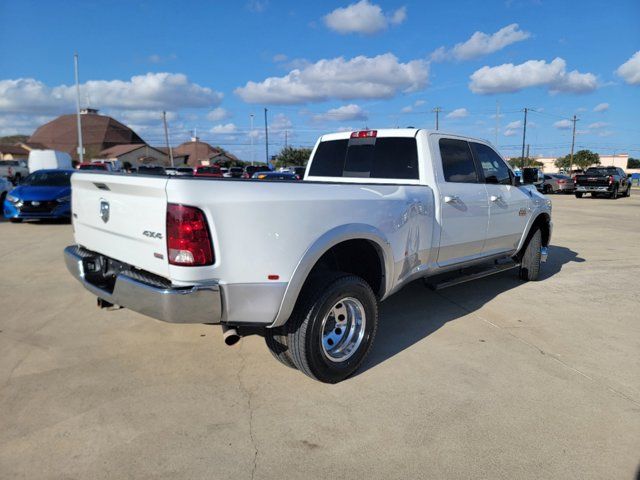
[443,195,460,204]
[490,195,502,202]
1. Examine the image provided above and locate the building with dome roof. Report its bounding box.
[28,108,145,160]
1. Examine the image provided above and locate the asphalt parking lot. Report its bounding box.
[1,192,639,479]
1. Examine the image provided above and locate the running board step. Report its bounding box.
[425,262,520,291]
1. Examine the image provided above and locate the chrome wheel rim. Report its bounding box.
[320,297,366,363]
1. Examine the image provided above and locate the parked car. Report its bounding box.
[136,165,166,175]
[224,167,244,178]
[0,159,30,184]
[3,169,74,222]
[252,171,299,180]
[64,129,552,382]
[194,166,223,177]
[77,162,110,171]
[0,176,12,205]
[543,174,575,194]
[242,165,271,178]
[574,166,631,198]
[166,167,194,176]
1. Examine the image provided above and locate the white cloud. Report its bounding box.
[0,113,54,136]
[147,53,177,64]
[235,53,428,104]
[469,57,597,94]
[313,104,368,122]
[270,113,292,133]
[616,51,640,85]
[504,120,521,136]
[323,1,407,35]
[207,107,231,121]
[0,73,222,114]
[553,119,572,129]
[593,102,609,112]
[588,121,609,129]
[246,0,268,12]
[117,109,178,124]
[400,99,426,113]
[211,123,238,134]
[446,108,469,119]
[273,53,288,63]
[432,24,530,61]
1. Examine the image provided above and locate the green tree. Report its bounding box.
[508,157,543,169]
[555,150,600,170]
[0,134,29,144]
[627,158,640,169]
[273,146,313,169]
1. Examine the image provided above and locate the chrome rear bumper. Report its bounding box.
[64,246,221,324]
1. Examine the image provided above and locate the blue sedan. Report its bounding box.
[3,169,74,222]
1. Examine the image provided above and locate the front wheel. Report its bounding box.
[286,273,378,383]
[519,228,542,281]
[10,218,23,223]
[575,192,583,198]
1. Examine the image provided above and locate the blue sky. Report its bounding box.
[0,0,638,161]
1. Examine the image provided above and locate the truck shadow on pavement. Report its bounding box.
[357,245,585,375]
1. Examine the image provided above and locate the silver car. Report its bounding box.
[543,174,575,194]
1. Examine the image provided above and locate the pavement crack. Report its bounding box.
[435,291,640,408]
[236,344,259,480]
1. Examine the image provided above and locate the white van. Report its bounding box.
[28,150,73,172]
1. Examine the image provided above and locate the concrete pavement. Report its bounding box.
[1,193,639,479]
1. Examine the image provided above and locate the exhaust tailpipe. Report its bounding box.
[222,325,241,346]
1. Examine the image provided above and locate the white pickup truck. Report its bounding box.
[64,129,552,383]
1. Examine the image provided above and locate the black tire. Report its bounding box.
[519,228,542,281]
[10,218,23,223]
[610,185,618,199]
[264,327,297,369]
[543,184,552,194]
[286,272,378,383]
[575,192,583,198]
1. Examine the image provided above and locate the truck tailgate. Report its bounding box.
[71,173,170,278]
[575,175,609,186]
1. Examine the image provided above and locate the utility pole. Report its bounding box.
[162,111,174,167]
[569,114,579,174]
[264,108,269,166]
[520,108,528,169]
[432,107,442,130]
[495,100,500,147]
[526,144,530,161]
[74,53,84,163]
[249,113,255,166]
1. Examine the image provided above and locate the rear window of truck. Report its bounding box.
[308,137,419,180]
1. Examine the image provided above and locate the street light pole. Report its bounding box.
[74,53,84,163]
[250,113,255,166]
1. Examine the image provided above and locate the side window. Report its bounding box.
[438,138,478,183]
[470,142,511,185]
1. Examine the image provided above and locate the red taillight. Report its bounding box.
[166,204,214,266]
[557,179,566,184]
[350,130,377,138]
